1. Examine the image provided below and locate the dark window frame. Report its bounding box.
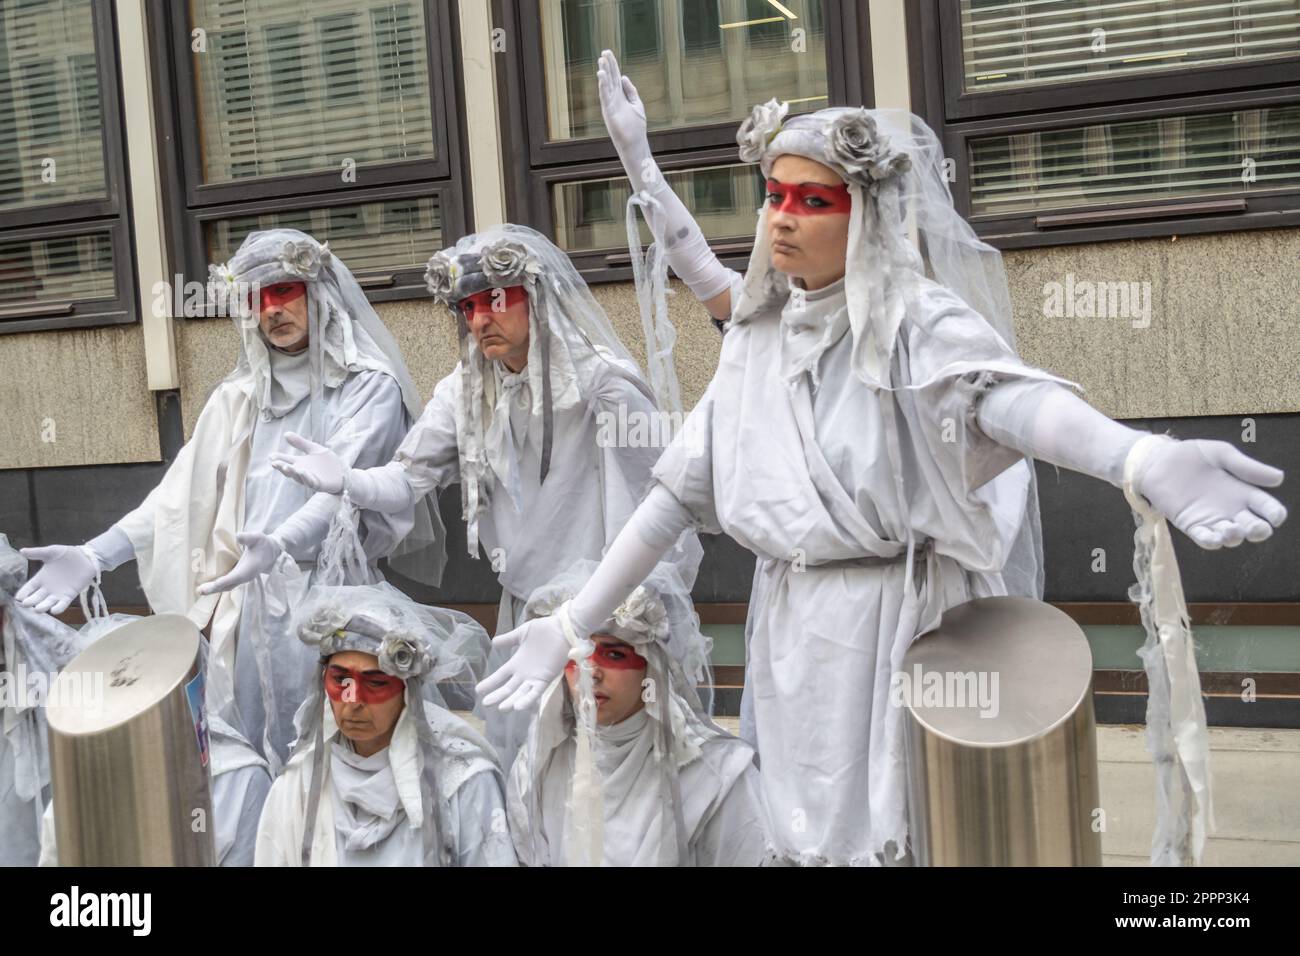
[494,0,874,283]
[0,0,136,335]
[907,0,1300,250]
[148,0,473,307]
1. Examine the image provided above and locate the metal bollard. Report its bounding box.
[46,613,215,866]
[903,596,1102,866]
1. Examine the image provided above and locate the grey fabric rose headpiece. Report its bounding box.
[737,100,912,191]
[208,235,334,313]
[424,238,542,309]
[298,600,436,682]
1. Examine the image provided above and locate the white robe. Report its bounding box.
[652,276,1068,865]
[254,699,516,867]
[1,589,80,867]
[0,719,42,867]
[390,361,698,768]
[115,362,411,766]
[506,687,765,867]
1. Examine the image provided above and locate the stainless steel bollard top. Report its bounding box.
[902,596,1102,866]
[46,613,215,866]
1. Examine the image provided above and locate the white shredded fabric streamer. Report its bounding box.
[625,191,684,423]
[1123,434,1215,866]
[555,602,603,866]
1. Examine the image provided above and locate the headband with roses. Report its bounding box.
[737,99,912,192]
[298,605,431,681]
[424,238,542,309]
[207,237,333,311]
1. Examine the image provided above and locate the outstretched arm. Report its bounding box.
[269,433,419,514]
[976,379,1286,548]
[475,483,694,712]
[598,50,735,323]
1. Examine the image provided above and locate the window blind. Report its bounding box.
[190,0,435,184]
[961,0,1300,92]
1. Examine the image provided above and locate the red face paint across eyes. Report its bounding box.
[258,281,307,312]
[765,179,852,217]
[324,666,405,704]
[563,641,648,675]
[458,284,528,318]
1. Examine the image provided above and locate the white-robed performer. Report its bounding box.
[507,561,764,867]
[270,225,702,770]
[254,583,515,867]
[0,535,87,867]
[476,54,1288,867]
[15,229,441,772]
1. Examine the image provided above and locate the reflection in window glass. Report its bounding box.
[190,0,435,183]
[553,163,763,252]
[0,0,106,210]
[969,106,1300,215]
[961,0,1300,93]
[541,0,829,141]
[205,196,443,276]
[0,232,114,305]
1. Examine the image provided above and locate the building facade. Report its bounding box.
[1,0,1297,738]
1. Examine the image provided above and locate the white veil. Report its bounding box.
[731,104,1047,599]
[208,228,445,584]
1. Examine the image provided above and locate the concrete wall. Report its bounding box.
[4,227,1296,465]
[0,324,160,470]
[1007,227,1300,421]
[154,223,1300,442]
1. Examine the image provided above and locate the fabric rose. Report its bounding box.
[480,239,539,286]
[612,586,670,642]
[424,251,457,304]
[207,261,251,319]
[278,239,329,280]
[378,633,428,679]
[737,98,789,164]
[826,110,911,186]
[300,604,350,653]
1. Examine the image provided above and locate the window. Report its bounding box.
[0,0,133,334]
[496,0,873,280]
[152,0,469,304]
[908,0,1300,247]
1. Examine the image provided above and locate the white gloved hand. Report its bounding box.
[270,432,347,495]
[1133,438,1286,549]
[15,545,100,615]
[475,485,694,714]
[598,49,652,190]
[596,49,736,313]
[476,612,579,713]
[196,532,285,595]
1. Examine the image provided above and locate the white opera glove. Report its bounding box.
[476,485,692,712]
[196,531,286,595]
[476,605,588,714]
[269,432,348,495]
[1129,436,1286,550]
[15,544,101,615]
[597,49,735,305]
[597,49,652,190]
[977,380,1287,550]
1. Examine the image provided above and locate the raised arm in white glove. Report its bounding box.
[269,432,415,514]
[475,482,694,712]
[976,379,1286,549]
[16,525,135,615]
[598,49,736,323]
